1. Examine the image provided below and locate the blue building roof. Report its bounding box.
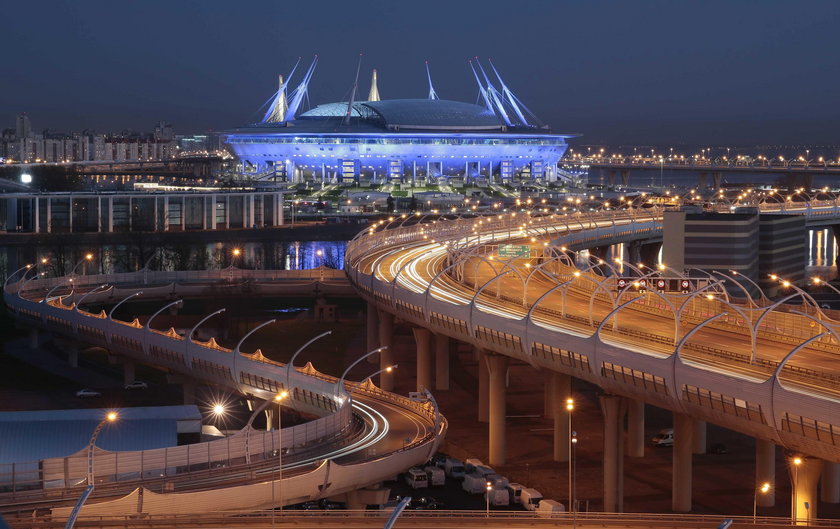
[0,406,201,464]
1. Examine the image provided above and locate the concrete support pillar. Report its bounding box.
[692,419,706,455]
[599,394,626,513]
[672,413,694,512]
[377,310,394,391]
[712,171,723,191]
[123,360,136,386]
[107,197,113,232]
[477,348,489,423]
[626,399,645,458]
[264,409,274,432]
[67,345,78,368]
[756,439,776,507]
[182,379,196,405]
[434,334,450,390]
[788,454,823,525]
[552,372,571,462]
[413,327,432,392]
[543,372,555,419]
[29,328,39,350]
[486,354,509,466]
[366,303,379,364]
[210,195,217,229]
[821,461,840,504]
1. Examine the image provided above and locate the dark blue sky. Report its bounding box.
[2,0,839,145]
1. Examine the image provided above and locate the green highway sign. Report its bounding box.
[498,244,531,258]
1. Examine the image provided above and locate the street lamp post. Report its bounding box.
[485,481,492,517]
[792,457,802,524]
[754,482,770,523]
[572,431,578,528]
[566,397,574,514]
[70,253,94,276]
[65,411,118,529]
[272,391,289,529]
[335,346,388,397]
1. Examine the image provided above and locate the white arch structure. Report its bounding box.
[2,267,445,518]
[346,200,840,464]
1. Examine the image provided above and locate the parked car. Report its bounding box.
[75,389,102,398]
[710,443,728,454]
[124,380,148,390]
[651,428,674,447]
[412,496,443,510]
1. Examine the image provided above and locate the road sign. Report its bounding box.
[498,245,530,258]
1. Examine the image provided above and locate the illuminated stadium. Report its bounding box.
[224,57,572,184]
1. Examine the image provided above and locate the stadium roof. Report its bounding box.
[298,99,505,131]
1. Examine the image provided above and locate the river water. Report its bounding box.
[1,228,835,281]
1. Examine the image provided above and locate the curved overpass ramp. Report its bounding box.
[1,269,445,517]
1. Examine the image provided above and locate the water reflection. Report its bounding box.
[809,228,837,268]
[1,240,347,278]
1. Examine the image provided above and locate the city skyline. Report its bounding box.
[1,0,839,145]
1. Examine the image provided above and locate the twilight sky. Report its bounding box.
[2,0,839,145]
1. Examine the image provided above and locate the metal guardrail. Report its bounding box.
[6,509,840,529]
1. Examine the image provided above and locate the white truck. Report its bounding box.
[464,458,485,473]
[508,483,525,505]
[462,472,489,494]
[486,473,509,488]
[485,486,510,506]
[424,465,445,487]
[521,488,543,511]
[404,467,428,489]
[536,499,566,517]
[444,458,465,479]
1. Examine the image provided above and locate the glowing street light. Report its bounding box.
[71,253,94,275]
[485,481,492,517]
[754,481,771,523]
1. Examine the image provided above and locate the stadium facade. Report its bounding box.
[224,58,572,184]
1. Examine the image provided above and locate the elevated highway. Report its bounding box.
[1,268,445,519]
[346,200,840,519]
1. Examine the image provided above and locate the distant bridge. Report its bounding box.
[580,159,840,189]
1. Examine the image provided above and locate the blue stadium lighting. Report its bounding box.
[224,61,573,184]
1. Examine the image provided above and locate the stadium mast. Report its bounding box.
[488,59,529,126]
[475,59,512,126]
[343,54,363,126]
[285,56,319,122]
[425,61,439,100]
[367,69,380,102]
[262,57,301,123]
